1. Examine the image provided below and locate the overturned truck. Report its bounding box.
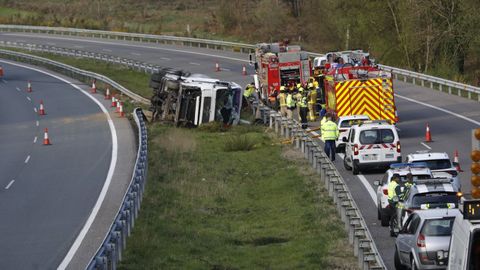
[150,68,243,127]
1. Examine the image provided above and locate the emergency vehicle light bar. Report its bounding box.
[390,162,428,169]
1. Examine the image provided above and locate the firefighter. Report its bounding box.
[242,83,255,109]
[286,87,296,120]
[299,90,308,129]
[277,86,287,117]
[295,84,304,120]
[321,114,339,161]
[307,83,317,121]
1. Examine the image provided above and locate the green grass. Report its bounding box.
[118,125,358,269]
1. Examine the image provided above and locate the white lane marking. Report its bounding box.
[0,60,118,270]
[2,79,7,83]
[161,57,171,61]
[26,96,31,102]
[24,155,30,164]
[395,94,480,126]
[33,136,37,143]
[5,180,15,190]
[74,45,84,49]
[131,52,141,56]
[310,130,378,206]
[102,48,112,52]
[4,34,249,62]
[420,142,432,150]
[34,107,37,113]
[36,120,39,126]
[16,87,21,91]
[17,39,26,42]
[222,68,231,71]
[189,62,201,66]
[47,42,56,46]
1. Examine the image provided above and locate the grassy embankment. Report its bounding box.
[1,48,358,269]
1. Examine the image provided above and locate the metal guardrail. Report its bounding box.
[2,24,478,102]
[252,104,386,270]
[0,48,149,104]
[0,40,163,75]
[86,108,148,270]
[0,24,256,54]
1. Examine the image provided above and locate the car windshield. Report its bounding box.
[469,228,480,270]
[340,119,367,128]
[359,129,394,144]
[398,174,431,183]
[411,192,458,208]
[421,218,455,236]
[412,159,452,170]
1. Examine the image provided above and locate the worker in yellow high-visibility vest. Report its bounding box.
[321,114,339,161]
[277,86,287,117]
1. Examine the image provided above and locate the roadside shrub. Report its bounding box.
[224,134,256,152]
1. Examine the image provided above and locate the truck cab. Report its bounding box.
[150,69,242,127]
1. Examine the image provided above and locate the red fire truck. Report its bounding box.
[250,41,311,104]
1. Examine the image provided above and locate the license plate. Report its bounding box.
[363,155,377,161]
[385,154,394,159]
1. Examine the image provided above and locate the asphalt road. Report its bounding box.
[1,32,479,269]
[0,62,112,269]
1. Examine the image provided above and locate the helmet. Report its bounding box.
[296,83,302,88]
[308,83,313,88]
[280,86,286,91]
[298,87,304,93]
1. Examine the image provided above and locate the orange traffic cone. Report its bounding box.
[242,65,247,76]
[454,150,463,172]
[27,80,32,92]
[215,62,220,72]
[111,96,117,108]
[119,103,125,117]
[43,128,51,145]
[38,100,46,115]
[105,87,111,100]
[116,100,121,113]
[91,80,96,93]
[425,123,433,142]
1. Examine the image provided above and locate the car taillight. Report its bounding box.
[396,141,401,153]
[383,188,388,195]
[354,144,359,155]
[417,233,426,247]
[447,170,458,177]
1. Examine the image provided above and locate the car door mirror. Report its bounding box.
[373,180,381,186]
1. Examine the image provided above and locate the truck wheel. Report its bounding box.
[344,158,352,170]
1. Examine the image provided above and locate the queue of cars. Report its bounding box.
[334,116,466,269]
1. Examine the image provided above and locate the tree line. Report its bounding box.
[1,0,479,84]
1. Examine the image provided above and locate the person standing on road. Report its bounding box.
[299,91,308,129]
[286,88,296,120]
[277,86,287,117]
[321,114,339,161]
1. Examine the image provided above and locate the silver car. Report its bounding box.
[394,208,459,270]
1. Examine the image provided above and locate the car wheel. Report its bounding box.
[352,161,359,175]
[377,207,381,220]
[380,209,390,227]
[344,157,352,170]
[394,247,406,270]
[411,256,418,270]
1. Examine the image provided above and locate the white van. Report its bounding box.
[448,198,480,269]
[343,120,402,174]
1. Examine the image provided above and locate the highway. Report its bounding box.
[0,61,113,269]
[1,32,479,269]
